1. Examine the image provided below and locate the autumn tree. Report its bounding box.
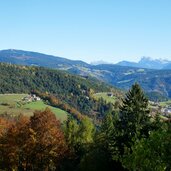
[0,117,11,137]
[0,109,67,171]
[28,108,67,170]
[0,115,30,170]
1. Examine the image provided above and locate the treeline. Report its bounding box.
[0,63,122,116]
[0,83,170,170]
[33,91,84,120]
[33,90,118,122]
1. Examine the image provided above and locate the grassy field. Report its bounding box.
[93,92,116,104]
[159,100,171,107]
[0,94,67,122]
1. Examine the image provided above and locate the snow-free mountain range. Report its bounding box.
[1,49,171,100]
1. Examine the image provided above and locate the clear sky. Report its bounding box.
[1,0,171,63]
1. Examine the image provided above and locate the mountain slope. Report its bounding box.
[0,62,120,117]
[0,49,89,68]
[117,57,171,69]
[163,63,171,69]
[69,64,171,100]
[1,49,171,100]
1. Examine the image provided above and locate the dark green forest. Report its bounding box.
[0,63,121,119]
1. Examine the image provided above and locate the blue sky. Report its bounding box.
[1,0,171,63]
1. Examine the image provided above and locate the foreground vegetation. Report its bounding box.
[0,83,170,171]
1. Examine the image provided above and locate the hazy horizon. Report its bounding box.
[1,0,171,63]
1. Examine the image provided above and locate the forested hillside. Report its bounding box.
[0,63,121,118]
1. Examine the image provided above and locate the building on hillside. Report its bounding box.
[107,92,113,97]
[22,94,41,102]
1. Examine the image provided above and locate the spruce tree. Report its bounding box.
[119,83,150,150]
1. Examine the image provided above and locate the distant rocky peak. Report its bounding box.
[117,56,171,69]
[139,56,153,62]
[139,56,169,64]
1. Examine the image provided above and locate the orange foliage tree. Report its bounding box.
[0,108,67,171]
[29,108,67,170]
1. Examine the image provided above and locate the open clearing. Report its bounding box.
[159,100,171,107]
[0,94,67,122]
[93,92,116,104]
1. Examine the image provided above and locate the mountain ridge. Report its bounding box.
[1,49,171,100]
[117,56,171,69]
[0,49,89,68]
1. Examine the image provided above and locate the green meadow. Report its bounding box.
[93,92,116,104]
[0,94,67,122]
[159,100,171,107]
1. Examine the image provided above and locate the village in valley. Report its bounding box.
[94,92,171,119]
[149,100,171,118]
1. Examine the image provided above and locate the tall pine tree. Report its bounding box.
[119,83,150,150]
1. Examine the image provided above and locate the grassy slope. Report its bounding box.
[0,94,67,122]
[93,92,116,104]
[159,100,171,107]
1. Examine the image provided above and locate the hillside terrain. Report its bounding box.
[0,59,170,171]
[70,64,171,100]
[0,62,121,119]
[1,49,171,100]
[0,49,89,68]
[0,94,67,122]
